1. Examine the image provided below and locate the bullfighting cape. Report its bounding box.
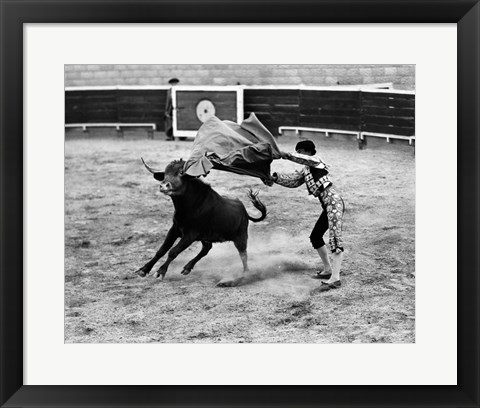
[184,113,282,179]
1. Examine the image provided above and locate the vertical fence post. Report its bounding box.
[358,90,367,150]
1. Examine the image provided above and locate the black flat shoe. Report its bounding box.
[311,280,341,294]
[312,271,332,280]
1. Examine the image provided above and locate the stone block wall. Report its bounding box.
[65,64,415,90]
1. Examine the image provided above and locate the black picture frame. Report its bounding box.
[1,1,479,407]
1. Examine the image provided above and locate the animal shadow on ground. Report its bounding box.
[203,256,311,289]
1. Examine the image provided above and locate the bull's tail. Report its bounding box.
[246,188,267,223]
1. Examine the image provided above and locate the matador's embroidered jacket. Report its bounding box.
[274,152,332,196]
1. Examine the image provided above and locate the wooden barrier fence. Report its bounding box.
[65,86,415,144]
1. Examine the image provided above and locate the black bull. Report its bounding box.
[136,158,267,287]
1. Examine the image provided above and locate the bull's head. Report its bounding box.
[142,158,187,196]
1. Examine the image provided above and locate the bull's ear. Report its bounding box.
[153,172,165,181]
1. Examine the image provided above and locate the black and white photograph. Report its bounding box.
[4,2,479,403]
[64,64,415,344]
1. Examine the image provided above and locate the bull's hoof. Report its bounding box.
[136,269,147,278]
[181,268,191,275]
[153,271,165,280]
[216,276,244,287]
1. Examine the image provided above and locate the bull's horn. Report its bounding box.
[141,157,161,174]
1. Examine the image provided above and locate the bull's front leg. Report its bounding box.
[136,225,179,277]
[153,234,196,279]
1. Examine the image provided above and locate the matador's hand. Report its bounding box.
[262,176,275,186]
[262,173,278,186]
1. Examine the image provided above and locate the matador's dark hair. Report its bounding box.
[295,140,316,155]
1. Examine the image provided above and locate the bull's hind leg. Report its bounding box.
[217,236,248,287]
[234,236,249,273]
[136,225,179,277]
[181,241,213,275]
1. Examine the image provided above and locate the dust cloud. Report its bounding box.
[191,229,315,298]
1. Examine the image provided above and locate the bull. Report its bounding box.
[136,158,267,286]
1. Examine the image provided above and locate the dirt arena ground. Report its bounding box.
[65,130,415,343]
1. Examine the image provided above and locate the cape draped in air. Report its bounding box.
[184,113,282,179]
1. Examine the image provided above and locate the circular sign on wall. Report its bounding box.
[196,99,216,123]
